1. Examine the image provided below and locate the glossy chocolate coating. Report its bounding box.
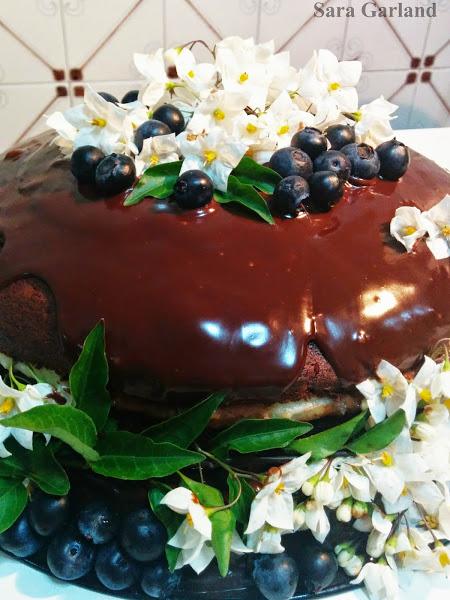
[0,133,449,396]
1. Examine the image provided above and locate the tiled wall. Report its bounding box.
[0,0,448,153]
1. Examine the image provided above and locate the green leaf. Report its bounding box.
[69,321,111,430]
[179,473,223,506]
[142,391,227,448]
[0,405,99,462]
[148,487,182,572]
[124,161,183,206]
[211,508,235,577]
[15,362,61,388]
[90,432,204,480]
[232,156,281,194]
[210,418,312,457]
[0,438,69,496]
[0,478,28,533]
[289,411,368,460]
[347,410,406,455]
[227,474,255,526]
[215,176,274,225]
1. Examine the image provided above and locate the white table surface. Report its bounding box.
[1,127,450,600]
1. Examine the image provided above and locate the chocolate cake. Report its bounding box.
[0,132,449,426]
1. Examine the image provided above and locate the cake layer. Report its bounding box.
[0,133,449,399]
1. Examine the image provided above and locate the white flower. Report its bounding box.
[135,49,179,108]
[409,355,441,404]
[366,509,393,558]
[332,456,374,502]
[246,525,285,554]
[175,48,216,100]
[134,134,179,176]
[178,128,247,191]
[352,559,399,600]
[46,111,77,154]
[0,376,53,455]
[232,113,274,163]
[187,90,248,134]
[304,499,330,543]
[299,49,361,125]
[267,52,301,102]
[421,194,450,260]
[336,498,353,523]
[354,97,397,147]
[47,86,128,155]
[389,206,427,253]
[259,91,314,149]
[356,360,410,424]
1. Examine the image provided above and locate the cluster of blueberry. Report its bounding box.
[70,90,186,197]
[268,126,410,217]
[0,490,180,598]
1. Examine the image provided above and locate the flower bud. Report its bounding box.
[293,504,306,530]
[342,554,364,577]
[352,500,368,519]
[353,516,372,532]
[336,498,353,523]
[337,549,354,566]
[301,480,315,497]
[367,529,388,558]
[412,422,435,441]
[314,481,334,505]
[424,404,448,426]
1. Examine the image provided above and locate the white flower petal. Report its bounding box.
[161,487,194,514]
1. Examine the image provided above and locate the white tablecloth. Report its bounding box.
[1,127,449,599]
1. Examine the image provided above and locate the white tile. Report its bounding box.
[190,0,259,41]
[0,0,65,81]
[258,0,317,50]
[423,2,450,68]
[0,84,70,153]
[409,73,449,128]
[61,0,163,80]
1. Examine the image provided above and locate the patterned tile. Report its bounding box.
[422,1,450,68]
[190,0,259,41]
[409,69,450,128]
[0,84,70,153]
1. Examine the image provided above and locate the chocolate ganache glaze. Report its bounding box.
[0,133,449,398]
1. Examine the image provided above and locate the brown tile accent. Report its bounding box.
[70,68,83,81]
[424,55,435,67]
[406,72,417,84]
[74,85,85,97]
[410,57,420,69]
[52,69,65,81]
[56,86,68,97]
[421,71,432,83]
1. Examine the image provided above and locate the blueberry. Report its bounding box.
[98,92,119,104]
[77,500,119,545]
[134,119,172,152]
[307,171,345,212]
[152,104,185,135]
[47,529,95,580]
[341,143,380,179]
[376,138,410,180]
[70,145,105,184]
[29,491,70,537]
[291,127,327,161]
[141,559,181,598]
[297,538,338,593]
[173,170,213,209]
[0,512,44,558]
[120,508,166,562]
[313,150,351,181]
[252,554,299,600]
[272,176,309,217]
[95,154,136,196]
[95,541,139,591]
[269,147,313,179]
[121,89,139,104]
[325,124,355,150]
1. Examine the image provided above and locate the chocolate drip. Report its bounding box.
[0,133,449,397]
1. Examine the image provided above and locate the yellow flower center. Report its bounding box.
[186,133,198,142]
[213,108,225,121]
[419,388,432,403]
[401,485,409,496]
[444,398,450,409]
[381,451,394,467]
[166,82,176,91]
[381,383,394,398]
[203,150,217,164]
[91,117,107,128]
[239,72,249,84]
[277,125,290,136]
[149,154,159,166]
[275,482,285,495]
[424,514,438,529]
[328,81,341,91]
[441,225,450,236]
[187,514,193,527]
[439,550,450,567]
[187,69,195,79]
[0,397,15,415]
[246,123,257,134]
[403,225,417,236]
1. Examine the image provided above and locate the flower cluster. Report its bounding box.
[160,351,450,600]
[390,194,450,260]
[47,37,398,192]
[0,353,71,456]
